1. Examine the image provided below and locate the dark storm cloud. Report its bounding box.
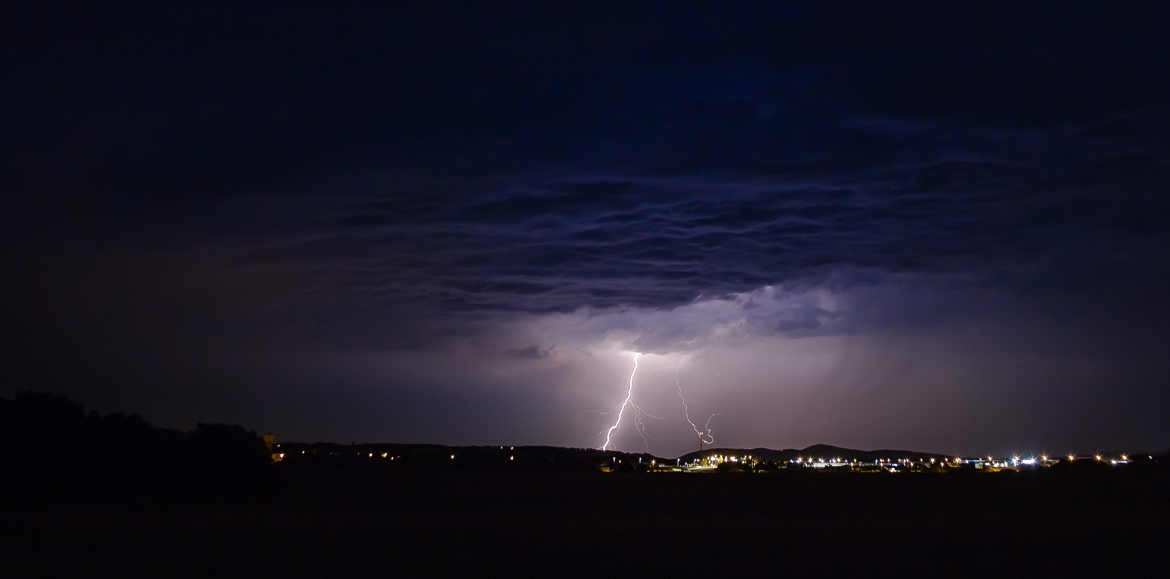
[5,4,1170,453]
[505,345,555,360]
[9,4,1170,198]
[276,110,1168,321]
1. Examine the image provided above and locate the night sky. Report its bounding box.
[5,4,1169,457]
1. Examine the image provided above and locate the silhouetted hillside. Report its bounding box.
[274,441,668,474]
[0,392,272,503]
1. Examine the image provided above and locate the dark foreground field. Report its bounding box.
[7,469,1169,578]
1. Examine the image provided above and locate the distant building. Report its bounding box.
[263,434,284,462]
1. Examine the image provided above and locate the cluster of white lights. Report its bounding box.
[680,449,1156,473]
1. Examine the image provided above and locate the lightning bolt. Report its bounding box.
[601,353,641,451]
[675,366,716,446]
[628,400,663,453]
[631,406,650,452]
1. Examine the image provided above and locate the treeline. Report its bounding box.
[0,392,273,503]
[278,442,654,473]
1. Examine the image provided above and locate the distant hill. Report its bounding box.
[275,441,673,472]
[278,441,952,467]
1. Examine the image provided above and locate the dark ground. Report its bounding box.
[6,468,1168,578]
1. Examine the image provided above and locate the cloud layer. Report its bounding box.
[5,5,1170,457]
